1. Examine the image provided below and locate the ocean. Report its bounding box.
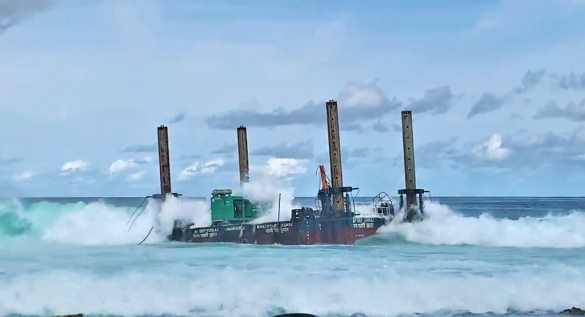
[0,196,584,317]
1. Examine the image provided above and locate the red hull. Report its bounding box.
[171,216,388,245]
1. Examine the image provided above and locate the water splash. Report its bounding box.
[378,200,585,248]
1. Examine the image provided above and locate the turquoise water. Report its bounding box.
[0,196,584,317]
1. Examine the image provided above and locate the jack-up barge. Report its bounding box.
[149,101,430,245]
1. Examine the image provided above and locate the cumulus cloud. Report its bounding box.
[206,68,547,127]
[408,85,458,115]
[178,158,224,180]
[3,2,583,197]
[471,134,512,161]
[533,98,585,121]
[251,158,308,179]
[448,127,585,171]
[107,157,151,176]
[62,160,89,175]
[109,159,137,175]
[558,71,585,90]
[205,81,401,131]
[450,135,515,169]
[514,69,546,94]
[467,69,546,119]
[467,93,507,119]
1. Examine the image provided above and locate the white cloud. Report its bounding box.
[339,82,388,108]
[109,159,138,175]
[252,158,308,179]
[108,156,152,176]
[62,160,89,175]
[201,159,224,174]
[13,170,35,182]
[0,1,583,198]
[472,134,512,161]
[127,171,144,181]
[178,158,225,181]
[178,163,200,181]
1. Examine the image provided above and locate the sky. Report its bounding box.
[1,0,585,197]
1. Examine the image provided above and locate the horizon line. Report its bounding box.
[3,196,584,199]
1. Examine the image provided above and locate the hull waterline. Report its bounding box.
[168,216,389,245]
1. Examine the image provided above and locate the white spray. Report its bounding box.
[40,200,161,245]
[239,177,302,223]
[379,200,585,248]
[154,196,212,234]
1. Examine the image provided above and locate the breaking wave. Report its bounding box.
[0,197,210,246]
[1,197,585,317]
[0,257,584,317]
[1,197,584,248]
[378,200,585,248]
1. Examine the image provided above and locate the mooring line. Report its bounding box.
[138,226,154,245]
[127,196,148,225]
[128,202,148,232]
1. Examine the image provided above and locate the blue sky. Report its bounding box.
[1,0,585,197]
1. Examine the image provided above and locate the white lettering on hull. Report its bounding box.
[255,222,293,234]
[192,227,219,239]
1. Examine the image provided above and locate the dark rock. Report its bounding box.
[51,314,83,317]
[560,307,585,315]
